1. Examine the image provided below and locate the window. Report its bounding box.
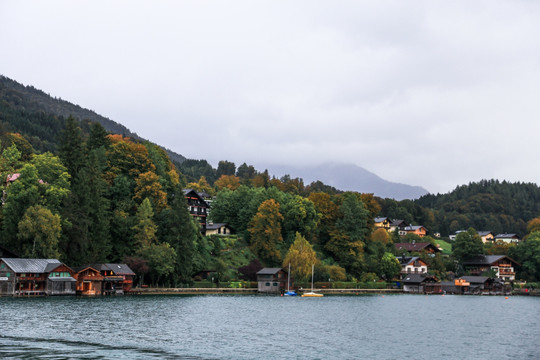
[273,282,278,286]
[265,282,270,286]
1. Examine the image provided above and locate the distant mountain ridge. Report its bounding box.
[267,162,428,200]
[0,75,186,164]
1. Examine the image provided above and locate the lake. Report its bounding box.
[0,294,538,359]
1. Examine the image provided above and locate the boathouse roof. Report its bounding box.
[256,268,284,275]
[1,258,61,273]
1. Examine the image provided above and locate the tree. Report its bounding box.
[157,186,199,284]
[17,205,61,258]
[282,232,318,282]
[215,175,241,191]
[248,199,284,266]
[380,252,401,280]
[452,228,484,263]
[509,232,540,281]
[324,193,369,277]
[133,171,167,213]
[216,160,236,178]
[144,242,177,286]
[132,198,157,249]
[1,164,41,252]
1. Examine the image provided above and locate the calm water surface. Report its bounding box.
[0,294,538,359]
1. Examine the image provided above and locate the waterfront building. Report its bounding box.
[0,258,76,296]
[256,268,288,293]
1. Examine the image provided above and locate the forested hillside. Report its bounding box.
[415,180,540,237]
[0,76,186,164]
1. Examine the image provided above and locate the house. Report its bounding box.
[90,263,135,294]
[494,233,520,243]
[183,189,210,235]
[401,274,438,293]
[205,223,233,236]
[374,217,392,230]
[395,242,440,254]
[477,231,495,243]
[389,219,408,233]
[460,276,506,295]
[450,230,494,243]
[401,225,428,237]
[398,256,428,276]
[462,255,519,281]
[74,266,104,296]
[0,258,76,296]
[256,268,288,293]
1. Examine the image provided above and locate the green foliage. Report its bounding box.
[17,205,62,258]
[380,253,401,280]
[452,228,484,262]
[282,232,318,282]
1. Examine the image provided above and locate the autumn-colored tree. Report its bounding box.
[105,135,156,182]
[133,171,167,213]
[186,176,214,196]
[370,228,391,245]
[248,199,284,266]
[527,217,540,235]
[282,232,318,282]
[308,192,339,246]
[215,174,241,191]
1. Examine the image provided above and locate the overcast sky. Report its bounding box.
[1,1,539,194]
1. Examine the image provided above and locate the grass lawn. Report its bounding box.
[434,239,452,255]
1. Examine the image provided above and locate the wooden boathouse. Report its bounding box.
[0,258,76,296]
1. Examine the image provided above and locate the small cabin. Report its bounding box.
[256,268,287,293]
[206,223,233,236]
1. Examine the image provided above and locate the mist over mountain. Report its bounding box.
[266,162,429,200]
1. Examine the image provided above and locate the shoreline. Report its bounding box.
[130,288,405,295]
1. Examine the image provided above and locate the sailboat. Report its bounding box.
[301,264,324,297]
[284,263,297,296]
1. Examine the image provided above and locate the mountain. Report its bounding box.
[0,75,186,163]
[266,162,428,200]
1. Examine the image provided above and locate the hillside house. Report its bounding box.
[389,219,408,233]
[183,189,210,235]
[450,230,494,243]
[401,225,428,237]
[462,255,519,281]
[398,256,428,276]
[494,233,520,243]
[0,258,76,296]
[256,268,288,293]
[395,242,440,255]
[206,223,233,236]
[374,217,392,230]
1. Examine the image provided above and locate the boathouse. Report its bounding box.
[90,263,135,294]
[74,266,104,296]
[0,258,76,296]
[256,268,287,293]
